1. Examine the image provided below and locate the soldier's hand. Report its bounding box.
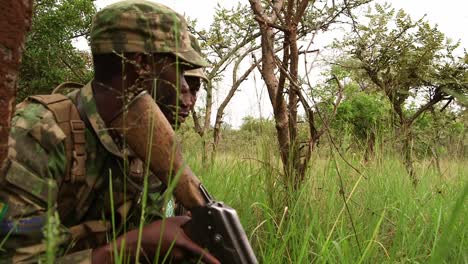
[91,216,220,264]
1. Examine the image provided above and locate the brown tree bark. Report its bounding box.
[429,106,442,176]
[192,110,209,165]
[190,28,261,166]
[364,131,375,163]
[249,0,359,189]
[388,88,448,186]
[250,0,312,189]
[250,0,289,169]
[0,0,34,169]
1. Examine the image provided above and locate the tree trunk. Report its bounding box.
[202,82,214,165]
[389,93,418,186]
[249,0,315,190]
[0,0,34,169]
[192,80,214,167]
[364,131,375,163]
[401,123,417,186]
[429,107,442,176]
[212,62,256,160]
[211,113,222,164]
[260,23,291,176]
[192,110,208,166]
[287,25,305,188]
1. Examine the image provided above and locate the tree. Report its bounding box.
[18,0,95,100]
[212,52,257,159]
[0,0,34,169]
[337,3,468,185]
[248,0,369,189]
[334,75,390,162]
[189,4,259,164]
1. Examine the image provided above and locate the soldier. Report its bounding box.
[0,1,218,263]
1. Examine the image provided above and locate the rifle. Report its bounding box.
[183,185,258,264]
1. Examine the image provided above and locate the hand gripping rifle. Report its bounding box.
[109,92,258,263]
[183,184,258,264]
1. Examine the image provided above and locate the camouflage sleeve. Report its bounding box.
[0,102,91,263]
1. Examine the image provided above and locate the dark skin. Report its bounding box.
[93,53,201,127]
[154,71,201,127]
[185,75,202,111]
[92,216,219,264]
[91,54,216,264]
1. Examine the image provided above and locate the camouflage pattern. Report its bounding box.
[90,0,208,68]
[185,34,209,81]
[0,1,195,262]
[0,83,170,263]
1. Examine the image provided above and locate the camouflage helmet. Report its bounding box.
[184,35,208,82]
[90,0,208,68]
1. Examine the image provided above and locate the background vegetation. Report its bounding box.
[15,0,467,263]
[17,0,95,101]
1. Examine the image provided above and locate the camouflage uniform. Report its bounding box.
[0,1,207,263]
[90,0,207,67]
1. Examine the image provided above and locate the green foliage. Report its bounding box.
[433,50,468,106]
[239,116,274,134]
[223,116,276,154]
[412,107,467,158]
[336,2,466,125]
[188,3,257,81]
[336,88,389,137]
[18,0,96,100]
[333,3,467,181]
[201,3,256,56]
[301,0,370,35]
[183,140,467,263]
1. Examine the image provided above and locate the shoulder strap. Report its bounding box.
[29,94,87,183]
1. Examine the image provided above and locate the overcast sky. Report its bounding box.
[81,0,467,128]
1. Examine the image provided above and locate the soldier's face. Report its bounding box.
[185,76,201,110]
[142,54,196,127]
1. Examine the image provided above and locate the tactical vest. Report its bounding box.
[27,82,109,244]
[28,92,87,184]
[26,83,175,249]
[26,83,162,244]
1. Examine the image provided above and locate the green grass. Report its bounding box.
[183,141,467,263]
[33,128,466,263]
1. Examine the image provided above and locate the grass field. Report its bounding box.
[184,138,467,263]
